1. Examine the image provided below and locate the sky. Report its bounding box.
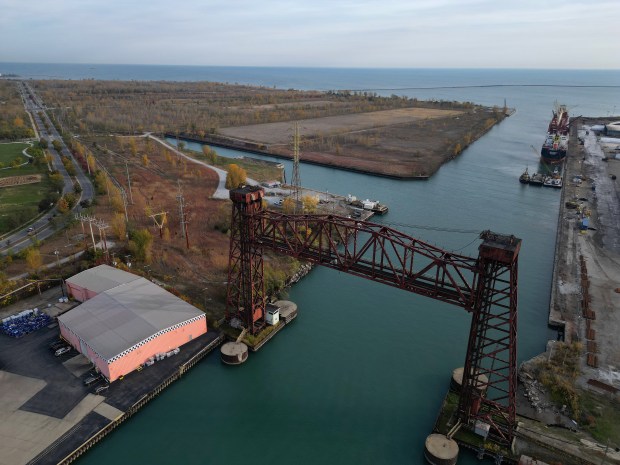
[1,0,618,69]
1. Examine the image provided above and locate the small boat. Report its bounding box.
[361,199,389,215]
[519,167,531,184]
[543,176,563,189]
[529,173,545,186]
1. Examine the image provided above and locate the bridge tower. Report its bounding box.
[458,231,520,443]
[226,186,266,333]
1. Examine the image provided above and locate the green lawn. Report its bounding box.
[0,142,29,165]
[0,162,53,235]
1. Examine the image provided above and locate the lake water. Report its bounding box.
[4,63,618,464]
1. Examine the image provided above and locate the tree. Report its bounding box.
[202,145,218,165]
[302,195,319,213]
[225,164,247,189]
[39,138,48,149]
[13,116,24,127]
[52,140,62,152]
[86,153,96,173]
[282,197,296,213]
[25,248,42,273]
[111,213,127,240]
[128,229,153,263]
[453,143,462,156]
[129,138,138,157]
[93,171,108,195]
[141,154,149,167]
[56,197,70,214]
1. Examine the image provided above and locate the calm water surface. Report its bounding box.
[4,64,617,464]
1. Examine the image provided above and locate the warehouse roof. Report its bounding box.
[66,264,141,295]
[58,275,204,361]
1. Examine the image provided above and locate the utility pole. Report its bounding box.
[176,181,186,240]
[94,219,110,262]
[87,216,97,250]
[291,121,302,212]
[125,160,134,204]
[120,187,129,223]
[149,211,168,239]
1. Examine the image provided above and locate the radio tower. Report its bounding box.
[291,122,302,210]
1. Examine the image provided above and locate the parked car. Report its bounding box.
[95,385,109,394]
[54,346,71,356]
[84,374,101,386]
[49,340,66,351]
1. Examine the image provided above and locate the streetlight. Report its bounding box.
[53,249,61,274]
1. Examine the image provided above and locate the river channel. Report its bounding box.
[78,70,619,465]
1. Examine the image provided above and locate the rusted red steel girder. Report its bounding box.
[254,211,479,310]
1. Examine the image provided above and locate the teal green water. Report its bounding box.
[60,67,620,464]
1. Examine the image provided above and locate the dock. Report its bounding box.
[264,185,383,221]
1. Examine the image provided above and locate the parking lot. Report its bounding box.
[0,291,222,465]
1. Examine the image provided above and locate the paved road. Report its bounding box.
[0,82,95,256]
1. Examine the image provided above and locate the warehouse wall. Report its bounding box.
[107,316,207,381]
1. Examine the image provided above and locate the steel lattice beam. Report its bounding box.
[226,186,266,333]
[226,187,520,443]
[458,232,519,444]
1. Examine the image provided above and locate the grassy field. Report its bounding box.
[0,142,29,166]
[0,163,52,235]
[212,154,282,182]
[580,389,620,444]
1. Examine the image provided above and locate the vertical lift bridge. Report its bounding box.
[226,185,520,444]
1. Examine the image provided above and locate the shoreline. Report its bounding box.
[165,132,431,180]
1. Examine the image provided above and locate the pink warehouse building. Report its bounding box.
[59,265,207,382]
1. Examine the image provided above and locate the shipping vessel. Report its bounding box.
[541,104,569,164]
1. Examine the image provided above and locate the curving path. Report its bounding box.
[148,135,258,200]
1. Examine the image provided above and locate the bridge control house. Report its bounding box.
[58,265,207,382]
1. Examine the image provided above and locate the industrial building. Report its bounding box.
[59,265,207,382]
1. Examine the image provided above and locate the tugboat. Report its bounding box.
[519,167,531,184]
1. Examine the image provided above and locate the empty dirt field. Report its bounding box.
[219,107,462,145]
[218,106,505,178]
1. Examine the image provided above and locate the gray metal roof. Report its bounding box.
[58,276,204,361]
[66,264,142,294]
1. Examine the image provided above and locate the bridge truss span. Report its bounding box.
[256,211,479,309]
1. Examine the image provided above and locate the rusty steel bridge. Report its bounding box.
[226,185,520,445]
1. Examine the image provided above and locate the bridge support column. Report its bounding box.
[458,231,520,444]
[226,186,266,334]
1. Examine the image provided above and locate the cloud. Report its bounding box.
[1,0,618,68]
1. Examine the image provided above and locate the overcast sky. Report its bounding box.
[1,0,618,69]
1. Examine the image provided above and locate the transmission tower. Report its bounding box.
[291,122,302,209]
[176,182,190,249]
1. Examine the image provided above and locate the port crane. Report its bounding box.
[226,185,520,445]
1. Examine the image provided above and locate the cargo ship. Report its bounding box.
[541,104,569,164]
